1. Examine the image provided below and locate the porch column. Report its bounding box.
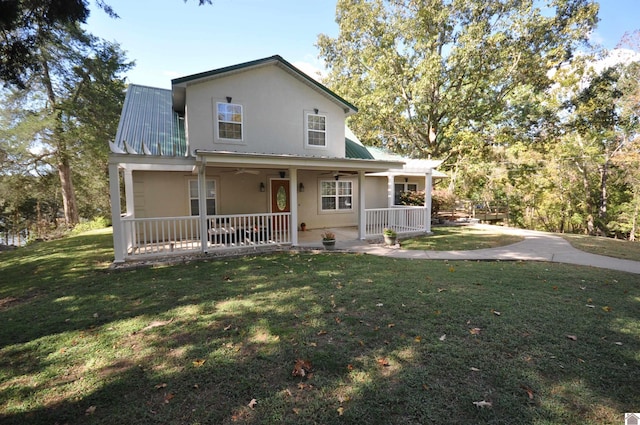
[289,167,298,246]
[387,174,395,208]
[198,163,208,253]
[124,168,134,216]
[358,170,366,240]
[424,169,433,233]
[108,162,124,263]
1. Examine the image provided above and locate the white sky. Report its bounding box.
[85,0,639,89]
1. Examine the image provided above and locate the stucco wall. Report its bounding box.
[184,65,346,158]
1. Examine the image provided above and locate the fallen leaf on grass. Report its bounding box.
[520,385,534,400]
[224,324,233,331]
[615,341,623,346]
[414,336,422,342]
[155,383,167,389]
[387,323,395,328]
[448,266,455,272]
[492,310,501,316]
[602,306,612,312]
[347,364,354,371]
[585,304,595,308]
[377,358,390,367]
[439,334,447,341]
[472,400,492,408]
[437,288,446,292]
[292,359,313,377]
[317,330,327,336]
[566,335,577,341]
[85,406,96,415]
[337,406,345,416]
[470,328,482,335]
[248,399,257,409]
[192,359,206,367]
[470,367,481,372]
[164,393,174,404]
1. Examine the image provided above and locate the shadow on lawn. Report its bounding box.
[0,248,639,424]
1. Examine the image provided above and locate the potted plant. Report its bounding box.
[383,228,397,246]
[321,231,336,250]
[300,222,306,231]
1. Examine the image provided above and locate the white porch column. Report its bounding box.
[424,169,433,233]
[358,170,366,240]
[198,163,208,253]
[123,168,134,216]
[289,168,299,246]
[387,174,395,208]
[108,162,125,263]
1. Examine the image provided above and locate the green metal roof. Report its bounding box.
[114,85,187,156]
[345,137,374,159]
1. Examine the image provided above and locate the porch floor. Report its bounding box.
[297,226,371,249]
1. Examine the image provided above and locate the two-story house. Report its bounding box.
[108,55,442,262]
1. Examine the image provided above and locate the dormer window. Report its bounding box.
[216,102,243,141]
[305,112,326,148]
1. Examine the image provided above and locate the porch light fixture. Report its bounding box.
[259,182,265,192]
[299,182,304,192]
[279,171,286,178]
[226,96,232,103]
[314,108,319,114]
[335,174,339,181]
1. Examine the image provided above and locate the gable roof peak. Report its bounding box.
[170,55,357,116]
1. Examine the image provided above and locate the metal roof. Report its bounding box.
[113,84,187,156]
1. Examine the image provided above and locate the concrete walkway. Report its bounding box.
[331,224,640,275]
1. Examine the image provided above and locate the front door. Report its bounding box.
[271,179,290,232]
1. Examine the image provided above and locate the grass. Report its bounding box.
[1,228,639,424]
[401,225,524,251]
[562,233,640,261]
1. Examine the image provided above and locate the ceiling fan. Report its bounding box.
[223,168,260,175]
[320,170,355,179]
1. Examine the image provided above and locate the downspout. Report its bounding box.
[108,162,125,263]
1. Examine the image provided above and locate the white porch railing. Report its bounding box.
[121,212,291,258]
[365,206,426,237]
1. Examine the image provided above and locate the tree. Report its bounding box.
[317,0,599,160]
[0,0,210,88]
[1,24,131,227]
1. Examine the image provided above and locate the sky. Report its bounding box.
[85,0,640,89]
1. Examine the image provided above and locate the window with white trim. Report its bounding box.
[216,102,243,140]
[321,180,352,211]
[305,112,326,147]
[394,182,418,205]
[189,180,216,215]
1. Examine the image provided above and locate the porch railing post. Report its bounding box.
[289,167,298,246]
[358,171,366,240]
[108,161,125,263]
[424,169,433,233]
[197,162,208,253]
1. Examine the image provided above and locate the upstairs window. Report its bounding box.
[321,180,352,211]
[189,180,216,215]
[305,112,326,147]
[216,102,243,141]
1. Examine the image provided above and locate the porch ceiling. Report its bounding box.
[193,150,404,173]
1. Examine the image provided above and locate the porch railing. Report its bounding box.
[121,212,291,258]
[365,206,426,237]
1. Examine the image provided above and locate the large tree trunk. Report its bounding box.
[58,158,79,226]
[598,162,608,234]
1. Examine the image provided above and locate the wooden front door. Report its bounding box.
[271,179,290,213]
[271,179,290,233]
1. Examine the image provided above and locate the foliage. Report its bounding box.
[70,217,111,234]
[318,0,598,159]
[321,231,336,241]
[0,230,638,424]
[382,227,396,237]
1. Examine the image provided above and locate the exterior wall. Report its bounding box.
[132,171,192,218]
[365,177,389,209]
[297,170,359,230]
[184,65,346,158]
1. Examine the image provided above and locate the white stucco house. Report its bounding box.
[108,55,443,262]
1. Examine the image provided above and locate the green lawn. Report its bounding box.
[0,228,638,424]
[562,233,640,261]
[401,225,524,251]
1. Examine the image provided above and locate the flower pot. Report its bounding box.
[384,235,397,246]
[322,240,336,250]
